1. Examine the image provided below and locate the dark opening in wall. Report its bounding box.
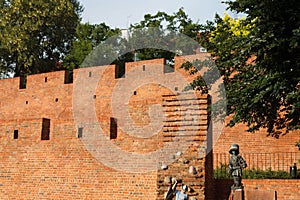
[143,65,146,71]
[45,77,47,82]
[89,71,92,77]
[13,130,18,139]
[110,117,117,139]
[55,98,58,102]
[93,95,97,99]
[26,101,28,104]
[175,87,178,91]
[78,127,83,138]
[133,91,137,95]
[115,64,125,79]
[41,118,50,140]
[19,74,27,89]
[64,70,73,84]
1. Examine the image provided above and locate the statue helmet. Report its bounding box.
[229,144,239,154]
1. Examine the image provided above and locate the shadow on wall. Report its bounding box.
[214,179,233,200]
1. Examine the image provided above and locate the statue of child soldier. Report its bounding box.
[228,144,247,190]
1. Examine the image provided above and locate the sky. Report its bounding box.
[79,0,234,29]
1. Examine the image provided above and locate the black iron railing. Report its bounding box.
[214,152,300,179]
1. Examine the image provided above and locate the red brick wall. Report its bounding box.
[243,179,300,200]
[0,123,158,199]
[213,117,300,172]
[2,52,300,199]
[214,118,300,154]
[0,55,210,199]
[0,68,159,199]
[215,179,300,200]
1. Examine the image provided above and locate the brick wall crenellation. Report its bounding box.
[0,55,210,199]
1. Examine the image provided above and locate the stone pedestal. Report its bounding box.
[245,189,276,200]
[229,189,244,200]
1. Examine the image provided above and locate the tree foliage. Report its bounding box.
[63,22,121,70]
[73,8,202,74]
[186,0,300,135]
[0,0,82,77]
[129,8,202,62]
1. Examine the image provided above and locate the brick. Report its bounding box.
[0,55,211,199]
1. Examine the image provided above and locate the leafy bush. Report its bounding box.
[214,164,291,179]
[214,164,231,179]
[243,168,290,179]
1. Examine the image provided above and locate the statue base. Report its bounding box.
[229,188,244,200]
[245,189,276,200]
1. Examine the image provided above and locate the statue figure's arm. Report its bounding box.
[239,156,247,168]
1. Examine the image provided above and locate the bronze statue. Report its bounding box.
[228,144,247,190]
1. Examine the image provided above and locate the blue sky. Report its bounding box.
[79,0,233,29]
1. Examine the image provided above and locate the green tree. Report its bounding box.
[0,0,82,77]
[73,8,201,75]
[129,8,202,62]
[185,0,300,135]
[63,22,121,70]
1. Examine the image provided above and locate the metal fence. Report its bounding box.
[214,152,300,179]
